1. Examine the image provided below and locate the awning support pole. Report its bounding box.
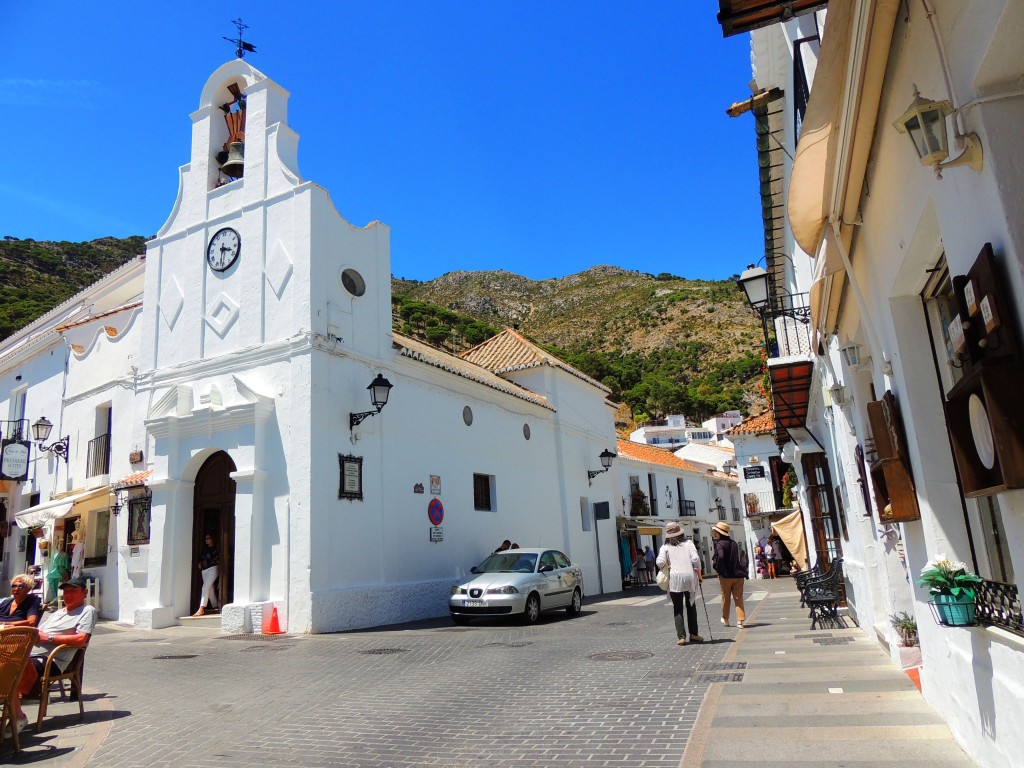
[827,219,893,374]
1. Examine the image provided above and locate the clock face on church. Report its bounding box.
[206,227,241,272]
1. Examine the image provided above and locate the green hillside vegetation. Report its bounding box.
[3,238,767,423]
[0,236,146,340]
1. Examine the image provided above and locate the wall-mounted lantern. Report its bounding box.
[31,417,69,464]
[587,449,616,485]
[893,86,982,179]
[349,374,394,430]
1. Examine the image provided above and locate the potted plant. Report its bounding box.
[916,554,984,626]
[890,611,918,646]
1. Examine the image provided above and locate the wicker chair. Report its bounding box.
[0,626,37,752]
[34,644,87,733]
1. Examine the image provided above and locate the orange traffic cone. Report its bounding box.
[264,605,285,635]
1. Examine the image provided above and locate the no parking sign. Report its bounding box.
[428,498,444,526]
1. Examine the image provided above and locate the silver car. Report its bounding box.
[449,548,584,625]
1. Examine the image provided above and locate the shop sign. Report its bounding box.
[0,439,30,482]
[743,465,765,479]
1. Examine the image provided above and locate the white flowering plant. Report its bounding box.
[916,554,984,600]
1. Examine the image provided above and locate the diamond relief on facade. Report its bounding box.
[159,276,185,330]
[266,239,293,298]
[206,293,240,338]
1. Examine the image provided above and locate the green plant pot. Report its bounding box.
[932,594,976,626]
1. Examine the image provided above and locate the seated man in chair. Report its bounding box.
[8,576,96,730]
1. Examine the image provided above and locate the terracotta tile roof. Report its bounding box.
[460,329,610,394]
[393,332,554,410]
[615,439,707,473]
[728,410,775,436]
[115,469,153,488]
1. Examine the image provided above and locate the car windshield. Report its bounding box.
[476,553,538,573]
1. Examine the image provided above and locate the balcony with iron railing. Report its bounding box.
[742,490,788,517]
[762,292,813,361]
[86,433,111,478]
[975,579,1024,638]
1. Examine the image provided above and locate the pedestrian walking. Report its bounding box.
[764,539,777,579]
[656,522,703,646]
[711,521,746,629]
[643,545,656,582]
[193,533,220,616]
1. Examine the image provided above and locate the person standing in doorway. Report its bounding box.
[193,533,220,616]
[656,522,703,646]
[643,545,656,583]
[711,521,746,629]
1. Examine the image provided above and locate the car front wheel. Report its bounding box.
[566,588,582,615]
[523,593,541,624]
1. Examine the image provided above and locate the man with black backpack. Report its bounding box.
[711,521,747,629]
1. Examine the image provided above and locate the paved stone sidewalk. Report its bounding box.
[680,584,977,768]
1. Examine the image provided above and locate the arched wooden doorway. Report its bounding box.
[191,451,236,613]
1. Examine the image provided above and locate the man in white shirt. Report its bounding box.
[10,576,96,729]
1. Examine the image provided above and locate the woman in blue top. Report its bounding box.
[0,573,44,627]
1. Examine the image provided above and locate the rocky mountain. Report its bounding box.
[1,238,767,422]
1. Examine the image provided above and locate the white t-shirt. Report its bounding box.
[33,604,97,670]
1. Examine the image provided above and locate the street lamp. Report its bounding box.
[737,264,770,314]
[31,416,69,464]
[349,374,394,430]
[893,86,982,179]
[587,449,616,484]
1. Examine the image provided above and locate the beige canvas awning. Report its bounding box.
[788,0,900,258]
[15,486,112,529]
[771,510,809,570]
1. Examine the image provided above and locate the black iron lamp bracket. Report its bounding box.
[39,436,70,464]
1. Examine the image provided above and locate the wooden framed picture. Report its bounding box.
[127,498,151,545]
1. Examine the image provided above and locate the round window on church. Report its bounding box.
[341,268,366,297]
[463,406,473,426]
[523,423,531,440]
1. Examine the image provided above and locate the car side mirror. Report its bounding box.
[539,564,553,573]
[470,566,478,574]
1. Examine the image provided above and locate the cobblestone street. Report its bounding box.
[5,585,741,767]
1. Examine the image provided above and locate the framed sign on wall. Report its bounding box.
[338,454,364,501]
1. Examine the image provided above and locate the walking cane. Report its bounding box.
[697,576,714,641]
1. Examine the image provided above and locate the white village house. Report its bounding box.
[0,60,630,633]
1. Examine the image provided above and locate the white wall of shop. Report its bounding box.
[809,4,1024,765]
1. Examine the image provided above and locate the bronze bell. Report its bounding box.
[220,141,245,178]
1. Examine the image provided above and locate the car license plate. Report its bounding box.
[464,599,486,607]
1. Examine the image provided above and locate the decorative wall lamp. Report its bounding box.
[893,86,982,179]
[587,449,617,484]
[31,417,69,464]
[839,341,861,368]
[349,374,394,430]
[110,485,152,517]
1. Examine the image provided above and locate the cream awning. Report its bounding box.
[788,0,900,258]
[16,486,112,528]
[808,234,846,334]
[771,510,809,571]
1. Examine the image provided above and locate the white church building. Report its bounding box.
[0,61,625,633]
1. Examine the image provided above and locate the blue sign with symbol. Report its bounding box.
[428,498,444,526]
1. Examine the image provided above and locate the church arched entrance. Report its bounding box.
[191,451,236,613]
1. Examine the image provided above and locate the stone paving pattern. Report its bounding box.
[0,580,977,767]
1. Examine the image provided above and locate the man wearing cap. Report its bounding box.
[8,576,97,730]
[711,521,747,629]
[655,522,704,645]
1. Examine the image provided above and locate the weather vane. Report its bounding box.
[223,18,257,59]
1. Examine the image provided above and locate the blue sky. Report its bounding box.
[0,2,760,282]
